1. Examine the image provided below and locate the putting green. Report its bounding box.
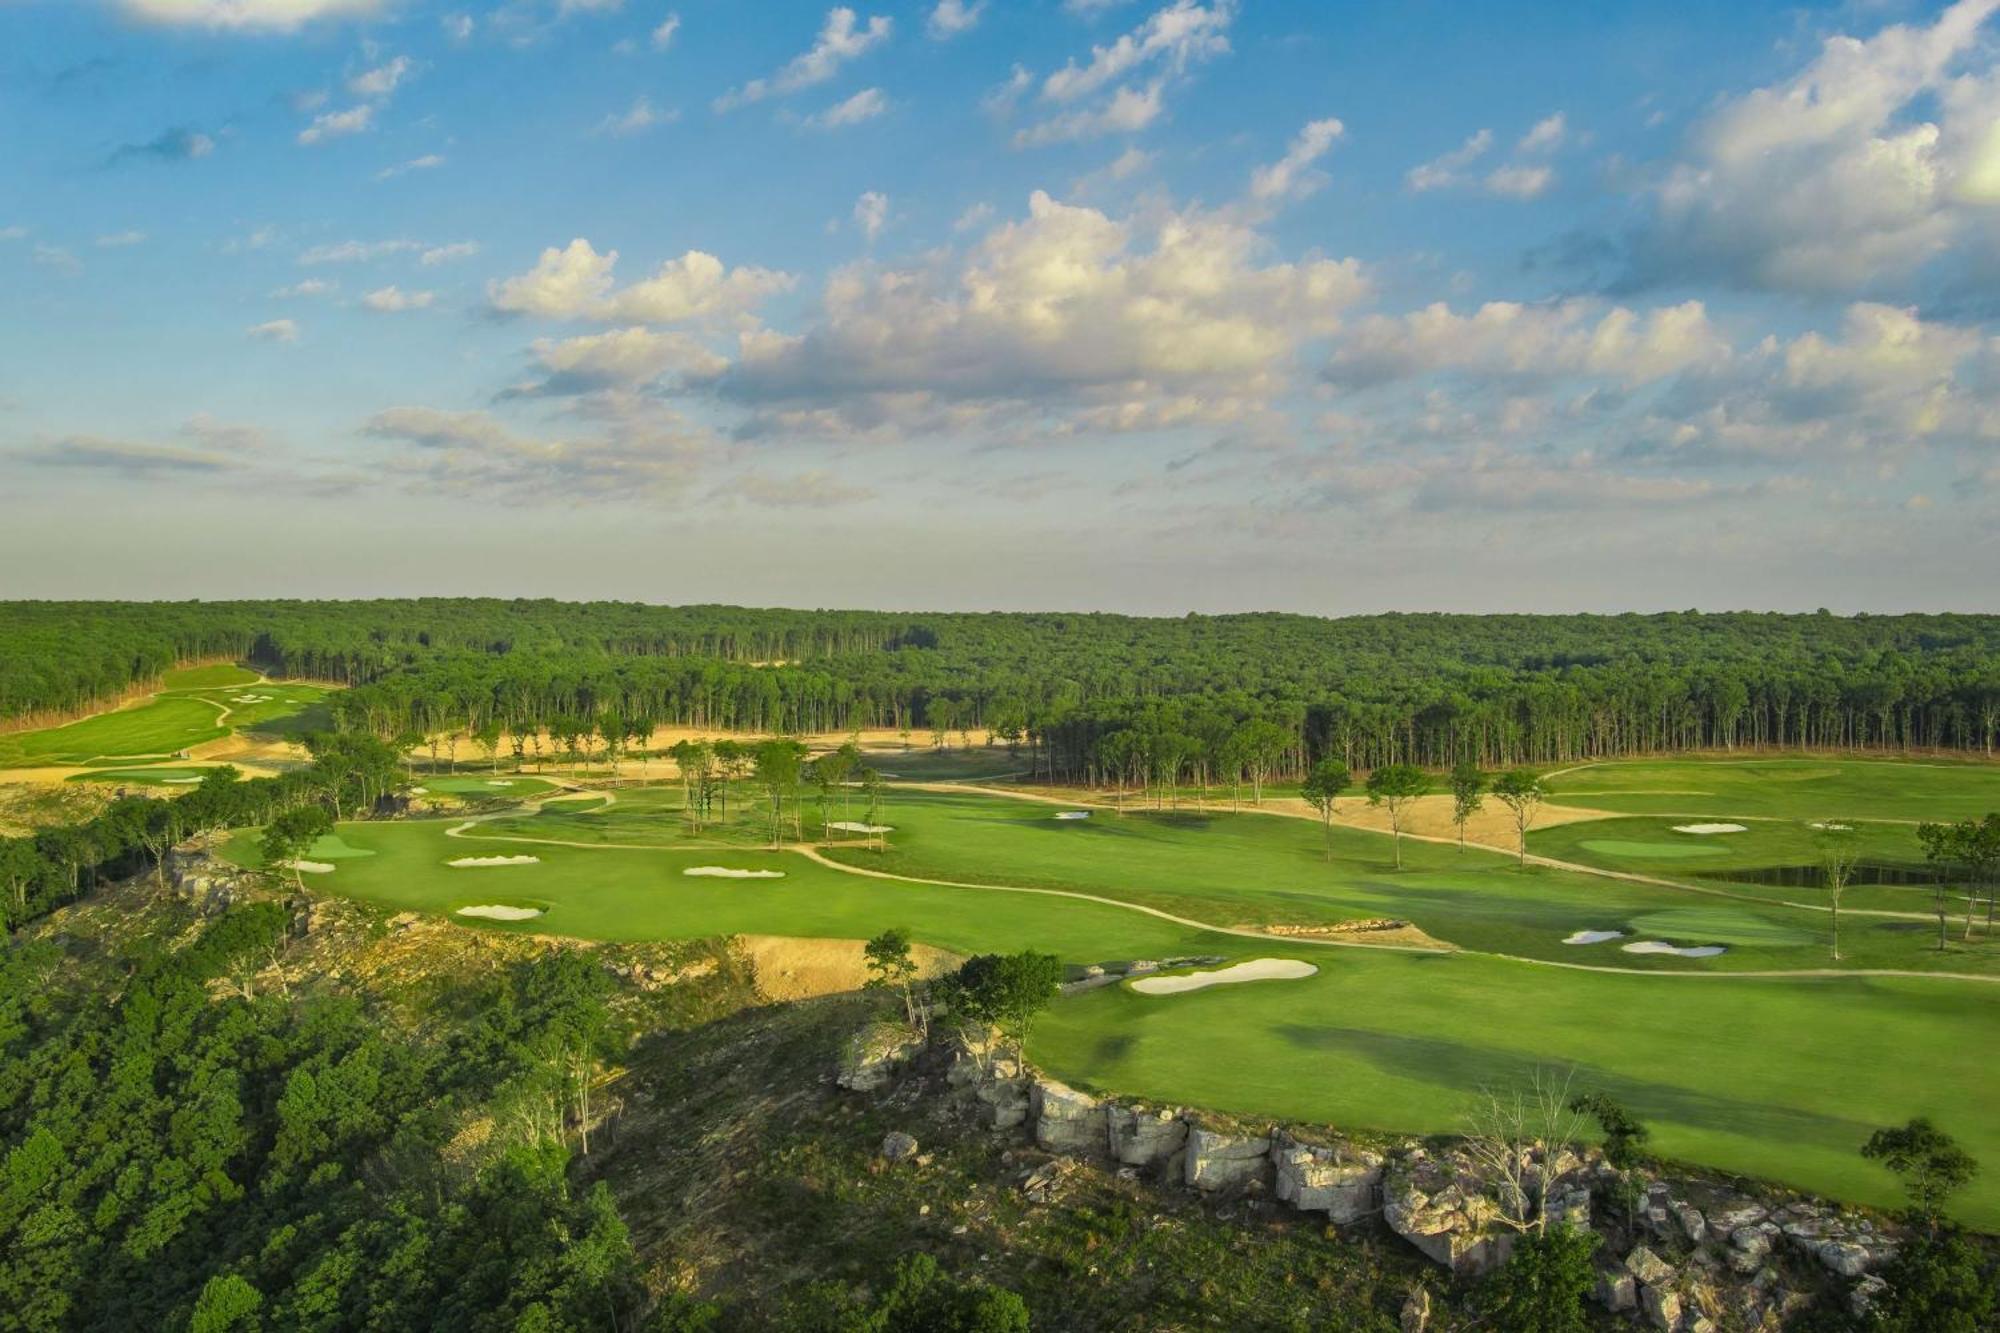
[1577,839,1730,860]
[0,696,229,768]
[66,767,215,786]
[1625,908,1814,948]
[418,775,560,798]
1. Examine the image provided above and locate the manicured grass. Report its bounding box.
[161,663,261,689]
[1031,958,2000,1229]
[1546,756,2000,822]
[0,695,228,768]
[1576,838,1730,860]
[416,774,560,798]
[869,746,1030,782]
[213,801,2000,1229]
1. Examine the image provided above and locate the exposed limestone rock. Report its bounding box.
[1381,1152,1514,1276]
[1594,1267,1637,1313]
[1105,1105,1186,1167]
[836,1021,924,1093]
[1673,1200,1708,1245]
[879,1131,919,1163]
[1182,1125,1272,1192]
[1640,1282,1683,1331]
[1397,1286,1431,1333]
[1032,1079,1107,1155]
[1850,1273,1888,1318]
[1272,1134,1383,1223]
[1625,1245,1676,1288]
[974,1078,1030,1130]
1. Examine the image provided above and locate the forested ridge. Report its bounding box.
[5,601,2000,772]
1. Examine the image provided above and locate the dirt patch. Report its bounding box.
[1260,792,1616,844]
[734,933,960,1003]
[1243,918,1456,951]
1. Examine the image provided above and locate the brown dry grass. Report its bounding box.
[734,933,960,1002]
[1258,792,1615,845]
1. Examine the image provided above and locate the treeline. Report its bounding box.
[6,601,2000,770]
[0,734,399,934]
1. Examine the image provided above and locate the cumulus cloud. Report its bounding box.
[596,96,676,136]
[298,104,375,145]
[17,435,242,477]
[1249,117,1344,202]
[248,318,300,342]
[714,189,1370,433]
[927,0,983,40]
[1621,0,2000,294]
[651,12,680,48]
[361,402,711,501]
[421,241,479,265]
[95,230,148,248]
[120,0,382,31]
[804,87,887,129]
[488,240,794,324]
[1012,1,1233,147]
[1517,112,1567,154]
[1327,298,1728,387]
[361,286,436,312]
[714,7,892,111]
[1485,163,1554,199]
[377,154,446,181]
[1406,129,1491,191]
[348,55,414,98]
[852,191,889,241]
[272,278,336,298]
[510,327,729,396]
[107,126,215,165]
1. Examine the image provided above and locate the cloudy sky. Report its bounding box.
[4,0,1999,613]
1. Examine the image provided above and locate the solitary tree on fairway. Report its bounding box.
[1300,759,1351,862]
[943,951,1063,1070]
[755,740,804,847]
[1365,763,1428,869]
[1448,761,1485,851]
[1919,822,1966,952]
[1814,821,1862,960]
[1490,769,1547,869]
[1863,1118,1979,1230]
[262,805,333,890]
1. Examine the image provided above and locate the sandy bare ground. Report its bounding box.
[1257,793,1614,843]
[734,933,959,1002]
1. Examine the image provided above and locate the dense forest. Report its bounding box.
[5,601,2000,774]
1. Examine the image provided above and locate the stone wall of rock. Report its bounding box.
[900,1037,1903,1329]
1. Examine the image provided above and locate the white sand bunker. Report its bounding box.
[1131,958,1318,995]
[1054,811,1092,820]
[684,866,787,880]
[448,855,541,868]
[1807,821,1853,831]
[411,787,429,794]
[1622,940,1727,958]
[455,905,545,921]
[827,821,892,834]
[487,780,515,787]
[1563,929,1626,945]
[280,859,336,875]
[1672,823,1747,835]
[163,777,202,785]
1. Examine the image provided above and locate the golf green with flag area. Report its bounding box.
[0,663,333,769]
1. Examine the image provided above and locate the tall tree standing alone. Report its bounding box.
[1814,821,1862,960]
[1300,759,1351,862]
[1918,822,1966,952]
[864,926,922,1030]
[1448,761,1486,851]
[1490,769,1547,870]
[262,805,334,891]
[1365,763,1429,870]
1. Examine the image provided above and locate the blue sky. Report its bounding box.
[3,0,1998,612]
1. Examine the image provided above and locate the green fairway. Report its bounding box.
[65,766,217,786]
[416,774,560,798]
[216,799,2000,1228]
[161,663,262,689]
[0,673,334,769]
[1576,838,1731,860]
[1030,959,2000,1229]
[1546,756,2000,822]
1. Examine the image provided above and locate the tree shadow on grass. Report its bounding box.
[1271,1023,1874,1151]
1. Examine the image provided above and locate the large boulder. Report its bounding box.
[1381,1152,1514,1276]
[1640,1282,1683,1332]
[974,1078,1030,1129]
[1272,1135,1383,1223]
[1183,1125,1272,1192]
[1624,1245,1676,1288]
[1106,1105,1186,1167]
[1593,1267,1637,1313]
[1032,1079,1107,1155]
[836,1021,924,1093]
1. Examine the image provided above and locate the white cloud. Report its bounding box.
[272,278,335,297]
[0,226,27,242]
[442,12,473,40]
[361,286,436,312]
[297,104,375,145]
[1013,80,1164,147]
[298,238,420,264]
[488,239,794,324]
[1040,0,1233,102]
[1485,163,1554,199]
[421,241,479,265]
[853,190,889,240]
[1328,298,1728,387]
[954,202,995,232]
[248,318,300,343]
[804,87,888,129]
[348,55,413,99]
[714,7,893,111]
[597,96,676,136]
[1517,112,1567,153]
[361,403,711,502]
[717,190,1370,430]
[378,153,446,180]
[558,0,625,12]
[1628,0,2000,293]
[1249,117,1343,202]
[520,327,730,393]
[927,0,982,39]
[120,0,382,31]
[651,11,680,49]
[33,245,81,275]
[1406,128,1491,191]
[95,230,148,248]
[20,435,243,477]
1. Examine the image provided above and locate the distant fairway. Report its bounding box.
[1544,756,2000,822]
[0,669,332,770]
[217,780,2000,1229]
[66,766,216,786]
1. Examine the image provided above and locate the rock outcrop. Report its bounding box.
[1183,1125,1273,1192]
[1105,1104,1186,1168]
[1272,1132,1383,1223]
[1031,1079,1106,1154]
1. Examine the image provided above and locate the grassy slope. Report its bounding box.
[0,675,332,768]
[1544,756,2000,822]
